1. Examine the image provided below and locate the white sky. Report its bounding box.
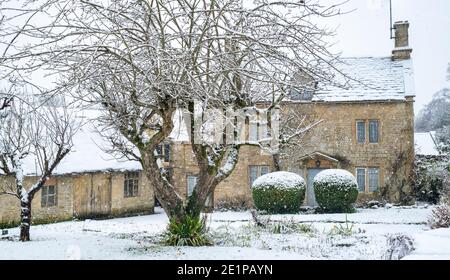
[3,0,448,115]
[323,0,450,114]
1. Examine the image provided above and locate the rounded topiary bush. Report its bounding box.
[313,169,358,213]
[252,171,306,214]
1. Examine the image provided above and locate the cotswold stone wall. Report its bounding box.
[280,100,415,204]
[0,171,154,227]
[0,176,74,227]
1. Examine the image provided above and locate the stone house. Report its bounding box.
[0,21,417,226]
[169,21,417,207]
[279,21,416,206]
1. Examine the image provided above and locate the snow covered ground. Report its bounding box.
[0,206,449,260]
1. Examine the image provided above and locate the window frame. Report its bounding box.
[368,168,380,192]
[356,168,366,193]
[41,185,57,207]
[124,171,140,198]
[356,120,366,144]
[368,120,379,144]
[354,167,381,193]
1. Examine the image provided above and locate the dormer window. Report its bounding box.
[290,70,317,101]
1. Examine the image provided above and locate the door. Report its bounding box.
[74,174,112,218]
[306,169,326,207]
[90,174,112,216]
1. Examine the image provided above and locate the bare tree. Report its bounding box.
[0,0,346,226]
[0,94,77,241]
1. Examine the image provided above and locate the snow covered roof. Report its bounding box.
[310,57,415,102]
[22,112,142,176]
[415,132,440,156]
[21,107,198,176]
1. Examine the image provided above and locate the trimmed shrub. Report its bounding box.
[313,169,358,213]
[252,171,306,214]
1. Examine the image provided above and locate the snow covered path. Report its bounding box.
[0,207,447,260]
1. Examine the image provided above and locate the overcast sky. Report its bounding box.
[2,0,449,115]
[324,0,450,114]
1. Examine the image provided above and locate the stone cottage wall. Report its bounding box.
[0,170,154,228]
[280,100,415,204]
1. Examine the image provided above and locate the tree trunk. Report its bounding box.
[20,201,31,242]
[273,153,281,171]
[140,151,185,221]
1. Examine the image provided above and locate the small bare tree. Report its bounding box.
[0,94,76,241]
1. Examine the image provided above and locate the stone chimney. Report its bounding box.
[392,21,413,60]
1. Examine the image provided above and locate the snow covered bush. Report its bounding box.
[252,172,306,214]
[428,202,450,229]
[313,169,359,213]
[415,155,449,204]
[384,233,415,260]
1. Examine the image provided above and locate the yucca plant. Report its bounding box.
[163,214,212,246]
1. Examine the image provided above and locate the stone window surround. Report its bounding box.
[354,167,380,193]
[355,119,381,145]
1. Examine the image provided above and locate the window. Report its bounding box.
[290,71,317,101]
[260,166,269,176]
[368,168,380,192]
[124,172,139,197]
[356,121,366,144]
[369,120,379,143]
[356,120,380,144]
[249,122,259,142]
[248,112,269,142]
[355,168,380,193]
[156,144,171,162]
[356,168,366,192]
[41,185,57,207]
[187,175,198,197]
[249,165,270,187]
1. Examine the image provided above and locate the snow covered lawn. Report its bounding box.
[0,206,449,260]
